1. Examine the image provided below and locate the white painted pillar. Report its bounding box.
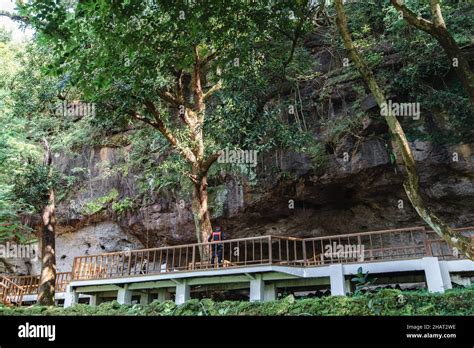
[250,274,264,302]
[263,283,277,301]
[345,278,352,295]
[157,288,171,302]
[330,264,347,296]
[139,293,153,305]
[89,294,100,306]
[423,257,445,293]
[64,286,79,308]
[175,281,190,305]
[117,285,133,304]
[439,261,452,290]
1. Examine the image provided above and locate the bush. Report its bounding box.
[0,288,473,316]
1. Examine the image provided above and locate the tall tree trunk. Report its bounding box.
[334,0,473,259]
[37,139,56,305]
[192,173,212,260]
[390,0,474,105]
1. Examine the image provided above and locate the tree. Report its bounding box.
[22,0,317,249]
[334,0,473,259]
[2,40,69,304]
[37,139,56,305]
[12,154,63,305]
[390,0,474,105]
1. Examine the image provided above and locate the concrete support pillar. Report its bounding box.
[175,281,190,305]
[263,283,277,301]
[89,294,101,306]
[250,274,264,302]
[139,293,153,305]
[64,286,79,308]
[157,288,171,302]
[344,278,352,295]
[423,257,446,293]
[117,285,133,304]
[439,261,452,290]
[330,264,347,296]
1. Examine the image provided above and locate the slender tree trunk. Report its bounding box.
[192,173,212,260]
[334,0,473,259]
[37,190,56,305]
[37,139,56,305]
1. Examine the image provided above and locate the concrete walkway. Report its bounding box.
[64,257,474,307]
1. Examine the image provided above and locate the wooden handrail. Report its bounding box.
[0,275,25,306]
[5,272,72,295]
[304,226,426,241]
[69,226,472,281]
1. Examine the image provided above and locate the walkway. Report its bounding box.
[1,226,473,306]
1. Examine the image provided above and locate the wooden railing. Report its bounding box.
[0,275,25,306]
[424,227,474,260]
[6,272,72,295]
[73,236,278,280]
[303,226,428,265]
[71,226,474,281]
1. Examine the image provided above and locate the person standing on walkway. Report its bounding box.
[208,226,225,267]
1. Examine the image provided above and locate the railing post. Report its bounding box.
[422,227,433,256]
[72,257,77,280]
[268,236,272,264]
[302,240,307,266]
[127,251,132,275]
[424,240,433,256]
[191,245,196,270]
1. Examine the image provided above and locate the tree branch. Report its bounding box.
[157,89,181,107]
[142,101,197,164]
[0,10,27,22]
[200,152,221,176]
[129,109,159,129]
[428,0,446,30]
[200,51,218,69]
[390,0,435,34]
[193,45,204,111]
[203,80,222,102]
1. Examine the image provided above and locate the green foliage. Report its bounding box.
[1,288,473,316]
[21,0,319,186]
[81,189,119,216]
[301,141,328,170]
[324,0,474,145]
[0,39,79,237]
[380,0,474,143]
[111,197,134,215]
[0,28,12,44]
[351,267,378,295]
[12,163,66,213]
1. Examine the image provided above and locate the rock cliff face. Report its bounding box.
[7,29,473,275]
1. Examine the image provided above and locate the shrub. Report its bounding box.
[0,288,472,316]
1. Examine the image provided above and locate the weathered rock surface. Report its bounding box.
[55,222,144,273]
